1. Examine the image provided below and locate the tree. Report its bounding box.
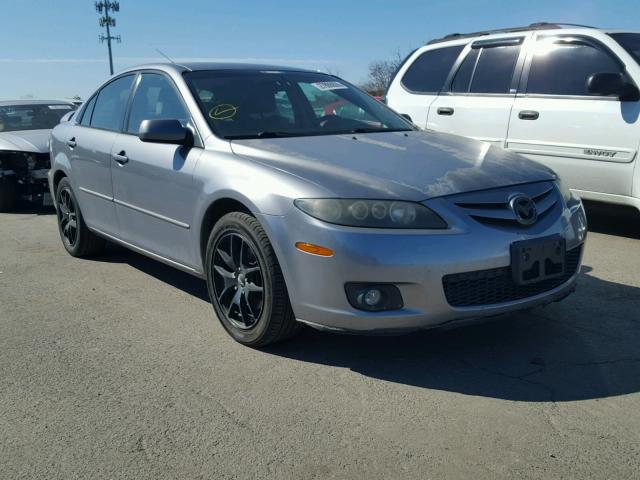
[363,51,405,95]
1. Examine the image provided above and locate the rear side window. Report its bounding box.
[90,75,134,131]
[451,49,479,92]
[401,45,464,93]
[527,39,623,96]
[79,96,97,126]
[451,44,521,94]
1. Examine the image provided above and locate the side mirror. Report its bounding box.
[587,72,640,102]
[400,113,413,123]
[139,119,192,145]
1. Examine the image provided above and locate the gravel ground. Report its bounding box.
[1,202,639,479]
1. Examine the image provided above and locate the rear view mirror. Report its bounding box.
[587,72,640,102]
[139,119,192,145]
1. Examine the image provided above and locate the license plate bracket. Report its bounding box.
[511,235,566,286]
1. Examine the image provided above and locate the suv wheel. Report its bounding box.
[56,178,106,257]
[0,177,18,212]
[205,212,300,347]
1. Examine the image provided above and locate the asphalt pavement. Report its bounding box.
[1,202,639,479]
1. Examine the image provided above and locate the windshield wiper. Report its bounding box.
[349,127,414,134]
[225,131,302,140]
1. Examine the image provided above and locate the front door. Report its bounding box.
[506,35,640,196]
[110,72,202,269]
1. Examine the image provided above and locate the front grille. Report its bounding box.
[442,244,582,307]
[450,181,559,228]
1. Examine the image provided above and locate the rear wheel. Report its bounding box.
[0,177,18,212]
[56,178,106,257]
[205,212,300,347]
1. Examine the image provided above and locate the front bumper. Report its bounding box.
[258,194,586,333]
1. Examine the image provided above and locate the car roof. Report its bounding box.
[426,22,619,45]
[118,62,317,76]
[0,100,76,107]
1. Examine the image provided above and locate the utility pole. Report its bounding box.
[95,1,121,75]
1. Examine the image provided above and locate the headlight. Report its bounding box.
[554,177,572,203]
[294,199,448,229]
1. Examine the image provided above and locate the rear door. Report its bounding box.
[506,34,639,196]
[386,44,465,128]
[70,75,135,235]
[427,36,527,147]
[111,72,202,269]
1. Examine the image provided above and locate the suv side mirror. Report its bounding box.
[587,72,640,102]
[139,119,192,145]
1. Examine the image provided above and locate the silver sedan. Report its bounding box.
[49,63,587,346]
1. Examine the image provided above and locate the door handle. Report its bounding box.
[66,137,77,148]
[437,107,454,116]
[518,110,539,120]
[112,151,129,165]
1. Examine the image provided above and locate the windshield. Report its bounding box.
[0,104,75,132]
[611,33,640,65]
[184,70,413,139]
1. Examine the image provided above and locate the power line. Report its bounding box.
[95,1,121,75]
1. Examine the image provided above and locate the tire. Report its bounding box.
[0,177,18,212]
[56,178,106,257]
[205,212,300,347]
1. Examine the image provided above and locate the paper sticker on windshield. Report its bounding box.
[311,81,348,91]
[48,105,72,110]
[209,104,238,120]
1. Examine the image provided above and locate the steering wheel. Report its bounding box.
[317,115,342,129]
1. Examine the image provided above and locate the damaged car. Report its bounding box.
[0,100,76,211]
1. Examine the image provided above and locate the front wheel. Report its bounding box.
[205,212,300,347]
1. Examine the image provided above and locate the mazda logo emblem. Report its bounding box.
[510,195,538,225]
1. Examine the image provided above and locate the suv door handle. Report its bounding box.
[518,110,539,120]
[112,151,129,165]
[437,107,454,116]
[66,137,77,148]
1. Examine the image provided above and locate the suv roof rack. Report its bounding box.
[427,22,597,45]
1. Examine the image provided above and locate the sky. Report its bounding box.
[1,0,638,100]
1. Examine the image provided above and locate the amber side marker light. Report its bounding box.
[295,242,334,257]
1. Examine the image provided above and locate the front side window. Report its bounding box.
[126,73,189,134]
[184,71,413,139]
[0,103,75,132]
[451,44,521,94]
[526,38,623,96]
[90,75,134,131]
[610,33,640,65]
[401,45,464,93]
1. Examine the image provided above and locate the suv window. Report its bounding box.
[90,75,134,131]
[527,38,623,96]
[451,44,521,94]
[127,73,189,134]
[401,45,464,93]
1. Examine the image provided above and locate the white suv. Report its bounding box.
[387,23,640,212]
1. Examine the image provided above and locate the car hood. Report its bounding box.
[230,130,556,201]
[0,129,50,154]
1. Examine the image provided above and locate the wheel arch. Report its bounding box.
[199,197,253,266]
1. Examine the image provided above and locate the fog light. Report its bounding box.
[363,288,382,307]
[345,283,404,312]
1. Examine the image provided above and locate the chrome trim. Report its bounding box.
[113,198,190,229]
[88,226,204,278]
[516,93,619,101]
[79,186,113,201]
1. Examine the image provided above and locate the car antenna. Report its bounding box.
[156,48,176,64]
